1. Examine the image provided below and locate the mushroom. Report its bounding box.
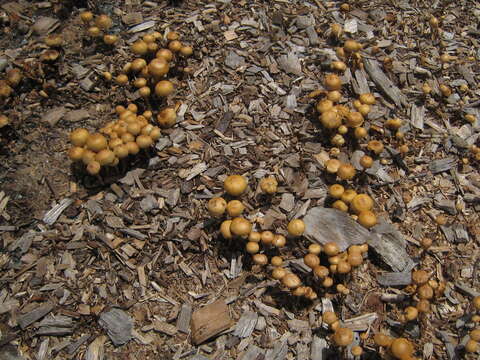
[329,184,345,198]
[390,338,414,359]
[248,232,261,243]
[325,159,341,174]
[417,284,434,300]
[320,110,342,129]
[316,99,334,113]
[103,34,118,45]
[68,147,84,162]
[156,49,174,62]
[260,231,274,246]
[359,93,376,105]
[95,149,115,166]
[304,254,320,268]
[374,333,393,347]
[281,273,301,289]
[287,219,305,237]
[412,270,429,285]
[115,74,129,85]
[157,107,177,128]
[272,267,287,280]
[350,194,374,214]
[313,265,329,278]
[358,210,377,228]
[131,40,148,55]
[226,200,244,217]
[308,243,322,255]
[154,80,174,97]
[207,197,227,216]
[86,161,101,175]
[341,189,357,204]
[224,175,248,196]
[245,242,259,254]
[6,68,22,87]
[80,11,93,23]
[168,40,182,52]
[70,128,90,146]
[180,46,193,57]
[149,58,170,78]
[95,14,112,30]
[271,256,283,267]
[332,328,354,347]
[337,163,356,180]
[402,306,418,322]
[229,217,252,237]
[323,242,340,256]
[272,234,286,247]
[220,220,233,239]
[252,253,268,265]
[259,176,278,194]
[359,155,373,168]
[325,74,342,91]
[333,200,348,212]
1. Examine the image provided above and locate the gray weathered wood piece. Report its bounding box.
[364,58,408,107]
[17,303,54,329]
[233,311,258,338]
[304,207,371,251]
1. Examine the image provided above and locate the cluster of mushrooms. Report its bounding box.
[321,312,362,356]
[111,30,192,99]
[328,186,377,228]
[207,175,317,300]
[68,103,161,175]
[67,12,195,174]
[0,67,22,99]
[305,242,368,294]
[80,12,119,46]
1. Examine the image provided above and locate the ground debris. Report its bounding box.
[304,207,371,251]
[98,308,133,346]
[191,300,232,345]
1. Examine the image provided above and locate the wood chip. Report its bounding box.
[153,320,177,336]
[191,300,232,345]
[17,302,54,329]
[233,311,258,338]
[364,58,408,107]
[303,207,371,251]
[176,303,193,334]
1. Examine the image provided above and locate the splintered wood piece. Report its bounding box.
[17,302,54,329]
[233,311,258,338]
[191,300,232,345]
[153,320,177,336]
[176,303,192,334]
[363,58,407,107]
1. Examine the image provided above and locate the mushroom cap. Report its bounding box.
[333,328,353,346]
[226,199,245,217]
[224,175,248,196]
[207,197,227,216]
[281,273,301,289]
[350,194,374,214]
[220,220,233,239]
[245,242,259,254]
[390,338,413,359]
[154,80,174,97]
[287,219,305,237]
[259,176,278,194]
[229,217,252,237]
[358,210,377,228]
[323,242,340,256]
[304,254,320,268]
[70,128,90,146]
